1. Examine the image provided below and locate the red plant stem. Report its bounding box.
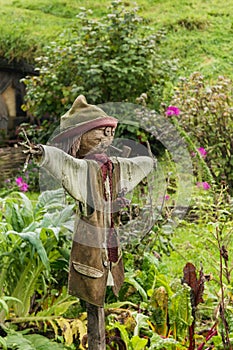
[197,329,218,350]
[188,322,195,350]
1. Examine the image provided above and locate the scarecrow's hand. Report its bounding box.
[19,135,44,172]
[20,142,43,156]
[18,127,43,157]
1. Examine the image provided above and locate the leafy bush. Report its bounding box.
[0,189,75,316]
[0,189,89,347]
[168,72,233,193]
[105,250,196,349]
[22,0,177,129]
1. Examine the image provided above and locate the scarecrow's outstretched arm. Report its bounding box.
[38,144,88,203]
[117,156,156,193]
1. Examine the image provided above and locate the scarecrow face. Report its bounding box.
[78,126,115,157]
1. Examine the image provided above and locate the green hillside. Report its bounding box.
[0,0,233,79]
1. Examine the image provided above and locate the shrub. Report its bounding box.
[168,72,233,192]
[0,189,74,317]
[22,0,177,130]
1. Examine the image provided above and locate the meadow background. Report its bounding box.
[0,0,233,349]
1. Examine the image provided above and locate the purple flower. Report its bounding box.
[197,147,207,158]
[197,181,211,190]
[166,106,180,116]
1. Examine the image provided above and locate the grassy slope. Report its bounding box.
[0,0,232,80]
[0,0,111,61]
[138,0,233,79]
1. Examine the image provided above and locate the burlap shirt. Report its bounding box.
[40,145,154,306]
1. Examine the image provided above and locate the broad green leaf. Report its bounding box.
[7,203,24,232]
[125,273,148,302]
[131,335,148,349]
[24,334,66,349]
[3,296,23,304]
[40,206,74,234]
[15,192,34,226]
[53,300,78,316]
[0,299,8,314]
[133,313,150,337]
[6,333,35,350]
[35,189,66,213]
[111,322,130,350]
[13,231,49,269]
[0,336,7,350]
[143,252,159,269]
[11,263,44,316]
[105,301,137,309]
[150,333,185,349]
[23,221,40,233]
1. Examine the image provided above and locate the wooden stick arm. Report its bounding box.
[18,127,43,156]
[18,127,43,154]
[18,128,44,171]
[20,142,44,156]
[19,142,44,172]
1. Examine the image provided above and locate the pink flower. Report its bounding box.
[19,183,29,192]
[191,151,196,157]
[166,106,180,116]
[15,177,29,192]
[15,177,23,186]
[197,181,211,190]
[164,194,170,201]
[197,147,207,158]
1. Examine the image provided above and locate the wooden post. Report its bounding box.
[86,302,106,349]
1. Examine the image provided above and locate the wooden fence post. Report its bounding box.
[86,303,106,349]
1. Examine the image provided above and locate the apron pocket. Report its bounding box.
[72,261,104,278]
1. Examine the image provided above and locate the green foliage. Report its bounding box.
[9,312,87,349]
[149,333,185,349]
[22,0,177,126]
[169,280,193,341]
[0,189,74,317]
[1,0,233,83]
[106,249,193,348]
[0,189,89,347]
[3,331,67,349]
[169,72,233,193]
[1,172,232,348]
[0,0,106,62]
[0,296,23,323]
[162,186,233,348]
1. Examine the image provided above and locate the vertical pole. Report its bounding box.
[86,302,106,350]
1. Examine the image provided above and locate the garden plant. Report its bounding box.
[0,1,233,349]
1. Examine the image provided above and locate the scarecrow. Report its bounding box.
[22,95,155,348]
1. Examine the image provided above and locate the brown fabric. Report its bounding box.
[68,158,124,307]
[112,257,124,296]
[68,242,108,306]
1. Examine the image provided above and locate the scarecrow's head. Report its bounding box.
[52,95,118,157]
